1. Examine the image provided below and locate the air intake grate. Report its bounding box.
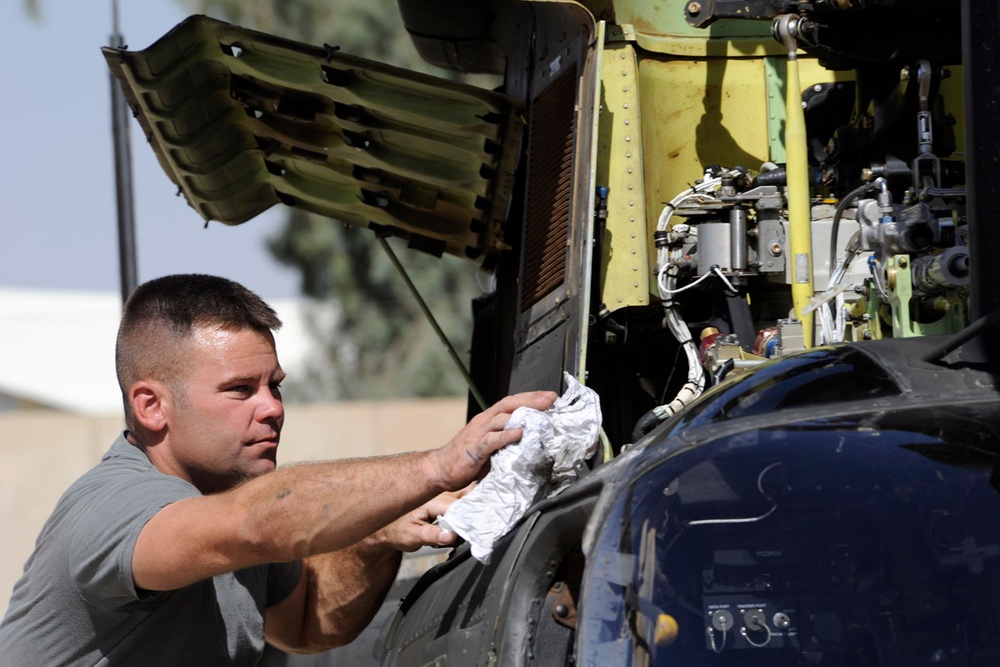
[521,65,577,312]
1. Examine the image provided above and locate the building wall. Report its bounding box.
[0,398,467,619]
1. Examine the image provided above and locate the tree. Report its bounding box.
[179,0,484,400]
[19,0,40,20]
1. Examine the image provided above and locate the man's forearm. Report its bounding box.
[264,533,403,654]
[298,536,403,650]
[236,451,441,565]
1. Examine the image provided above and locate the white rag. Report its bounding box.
[439,372,602,562]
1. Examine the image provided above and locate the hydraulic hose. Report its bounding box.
[828,181,878,287]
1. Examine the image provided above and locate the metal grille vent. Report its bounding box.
[521,65,578,312]
[101,15,524,265]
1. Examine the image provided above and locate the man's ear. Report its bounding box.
[130,380,170,433]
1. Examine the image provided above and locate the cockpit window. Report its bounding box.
[579,424,1000,665]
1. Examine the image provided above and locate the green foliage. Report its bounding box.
[21,0,41,21]
[177,0,436,71]
[270,211,481,401]
[180,0,481,400]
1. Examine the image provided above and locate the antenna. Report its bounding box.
[109,0,138,305]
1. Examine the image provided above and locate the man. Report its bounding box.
[0,273,555,665]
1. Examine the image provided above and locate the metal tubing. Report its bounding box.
[729,207,747,271]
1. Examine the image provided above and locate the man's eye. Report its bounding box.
[228,385,251,394]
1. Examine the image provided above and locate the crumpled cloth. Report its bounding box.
[439,373,602,562]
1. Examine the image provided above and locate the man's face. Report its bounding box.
[162,325,286,493]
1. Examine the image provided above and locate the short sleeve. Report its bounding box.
[67,467,198,609]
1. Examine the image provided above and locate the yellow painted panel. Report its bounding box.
[597,41,650,310]
[637,57,772,231]
[634,54,851,295]
[608,0,782,57]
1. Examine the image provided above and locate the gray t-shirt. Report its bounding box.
[0,433,302,666]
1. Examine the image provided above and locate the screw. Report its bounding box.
[688,1,702,14]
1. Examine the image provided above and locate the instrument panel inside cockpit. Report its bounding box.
[580,422,1000,666]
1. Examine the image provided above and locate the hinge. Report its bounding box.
[605,23,636,43]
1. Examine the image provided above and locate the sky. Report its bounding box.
[1,0,301,300]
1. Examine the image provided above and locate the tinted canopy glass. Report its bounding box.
[581,420,1000,666]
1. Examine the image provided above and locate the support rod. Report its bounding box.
[774,14,815,347]
[376,236,488,410]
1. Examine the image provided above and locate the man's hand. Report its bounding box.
[429,391,557,492]
[376,486,473,552]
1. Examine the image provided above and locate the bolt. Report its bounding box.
[555,604,570,618]
[688,1,702,14]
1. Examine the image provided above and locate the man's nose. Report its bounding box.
[258,386,284,421]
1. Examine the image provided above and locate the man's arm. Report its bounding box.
[264,493,458,652]
[263,536,401,653]
[131,391,555,593]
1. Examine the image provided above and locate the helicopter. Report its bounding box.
[105,1,1000,663]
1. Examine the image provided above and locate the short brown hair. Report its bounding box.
[116,274,283,427]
